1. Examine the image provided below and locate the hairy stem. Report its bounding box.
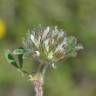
[32,64,48,96]
[33,76,44,96]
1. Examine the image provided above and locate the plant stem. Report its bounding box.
[32,64,48,96]
[33,76,44,96]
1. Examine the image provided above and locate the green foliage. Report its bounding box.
[5,50,19,68]
[5,47,26,69]
[13,47,26,69]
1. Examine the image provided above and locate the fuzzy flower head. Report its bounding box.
[23,26,83,67]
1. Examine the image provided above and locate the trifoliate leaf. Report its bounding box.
[5,50,19,68]
[13,47,25,55]
[13,47,25,69]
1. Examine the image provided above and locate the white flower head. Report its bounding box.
[23,26,83,67]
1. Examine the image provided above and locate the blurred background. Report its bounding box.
[0,0,96,96]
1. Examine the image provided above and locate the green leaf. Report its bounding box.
[5,50,19,68]
[18,54,23,69]
[13,47,25,69]
[13,47,25,55]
